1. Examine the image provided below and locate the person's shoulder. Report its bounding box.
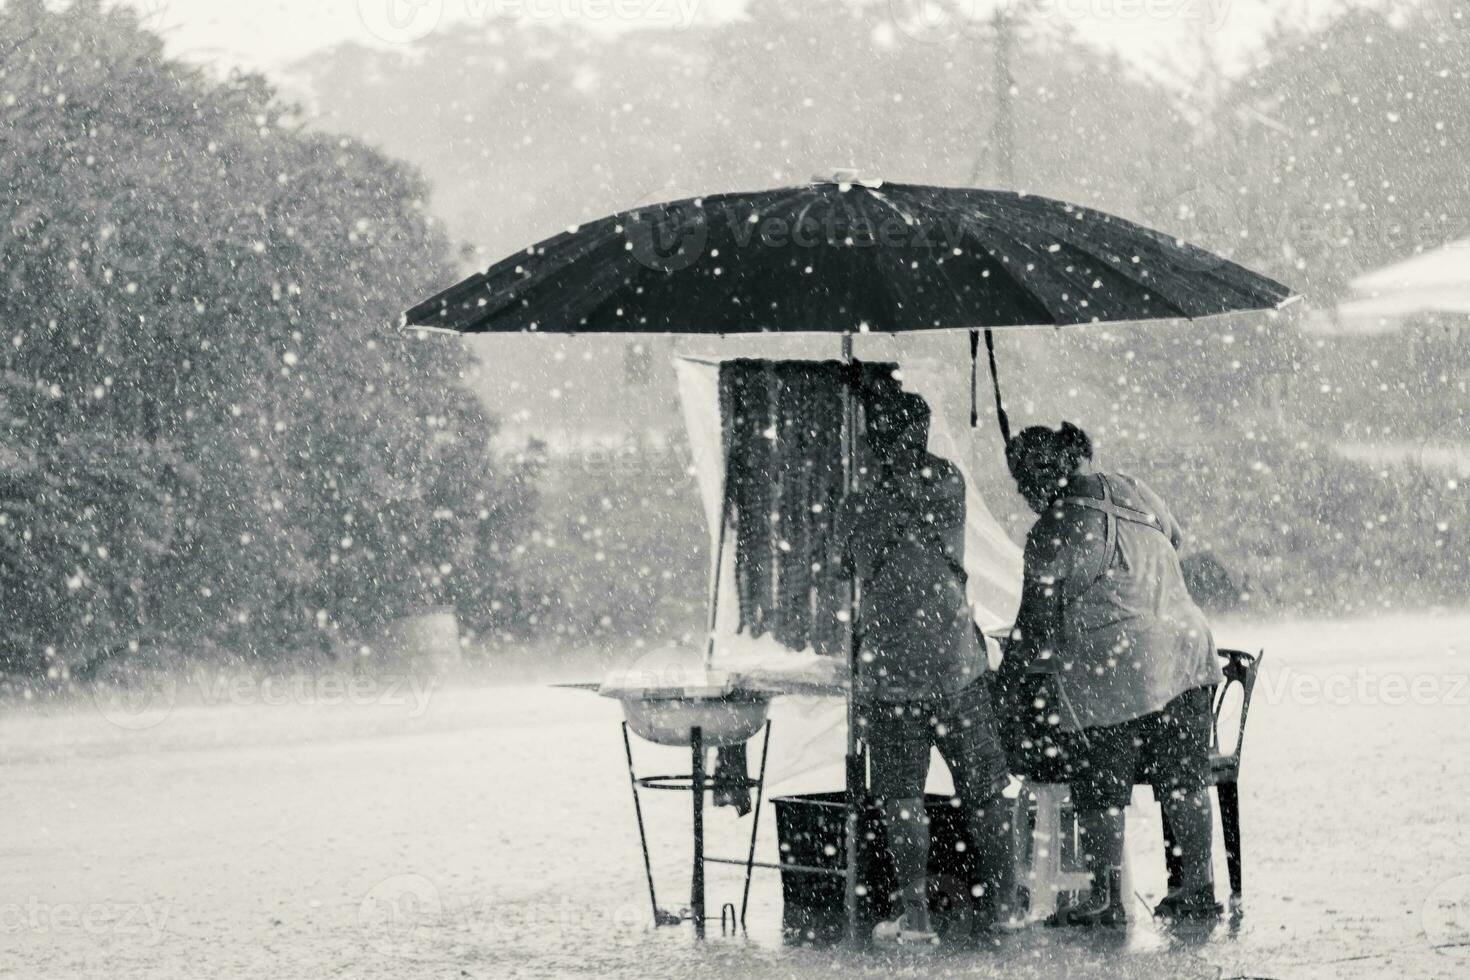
[922,455,962,480]
[1111,472,1167,507]
[1027,500,1069,540]
[1024,503,1074,569]
[1062,472,1105,500]
[1110,471,1152,493]
[921,455,965,492]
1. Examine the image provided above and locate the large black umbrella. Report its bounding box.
[405,179,1293,336]
[405,177,1295,944]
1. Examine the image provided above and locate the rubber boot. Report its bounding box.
[1046,868,1126,927]
[1153,882,1223,922]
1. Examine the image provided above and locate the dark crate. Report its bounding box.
[770,791,983,944]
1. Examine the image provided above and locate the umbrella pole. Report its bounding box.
[841,333,864,948]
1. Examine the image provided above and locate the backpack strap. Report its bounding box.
[1053,473,1172,601]
[1058,477,1167,534]
[1056,476,1115,603]
[1041,475,1170,735]
[1052,470,1176,602]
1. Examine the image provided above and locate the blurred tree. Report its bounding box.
[0,1,533,678]
[287,0,1470,634]
[294,2,1193,257]
[1186,1,1470,301]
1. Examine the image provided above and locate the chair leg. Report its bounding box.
[1216,779,1242,897]
[1159,803,1184,892]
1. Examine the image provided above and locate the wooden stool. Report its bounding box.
[1019,782,1094,921]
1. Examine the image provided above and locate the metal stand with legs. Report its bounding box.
[691,726,706,938]
[621,720,773,937]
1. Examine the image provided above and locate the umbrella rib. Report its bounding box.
[863,186,921,228]
[981,201,1234,320]
[410,222,613,328]
[959,211,1091,324]
[982,199,1268,320]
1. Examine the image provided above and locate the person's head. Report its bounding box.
[1006,421,1093,513]
[865,391,931,464]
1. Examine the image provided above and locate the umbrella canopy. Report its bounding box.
[404,179,1295,335]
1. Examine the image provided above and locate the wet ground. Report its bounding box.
[3,612,1469,979]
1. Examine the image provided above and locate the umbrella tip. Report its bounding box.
[812,167,879,187]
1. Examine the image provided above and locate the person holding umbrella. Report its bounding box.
[1002,422,1224,926]
[838,383,1018,944]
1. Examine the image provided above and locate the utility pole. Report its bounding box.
[994,6,1015,188]
[971,5,1016,187]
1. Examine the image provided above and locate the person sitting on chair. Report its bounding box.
[838,388,1018,944]
[1004,421,1224,926]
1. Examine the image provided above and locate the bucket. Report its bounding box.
[770,792,983,944]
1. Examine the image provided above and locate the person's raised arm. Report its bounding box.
[901,459,967,564]
[1135,478,1185,551]
[1008,515,1069,672]
[834,485,898,581]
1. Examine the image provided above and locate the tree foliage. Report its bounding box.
[0,1,533,678]
[1173,0,1470,300]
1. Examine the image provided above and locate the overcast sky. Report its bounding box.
[107,0,1362,79]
